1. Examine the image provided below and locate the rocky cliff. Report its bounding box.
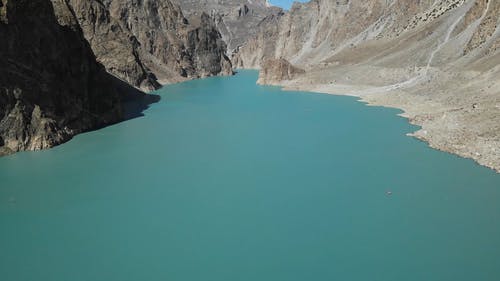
[68,0,233,91]
[174,0,283,54]
[0,0,152,155]
[0,0,230,156]
[236,0,500,172]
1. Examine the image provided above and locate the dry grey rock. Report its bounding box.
[236,0,500,172]
[173,0,283,54]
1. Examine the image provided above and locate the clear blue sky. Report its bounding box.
[269,0,309,10]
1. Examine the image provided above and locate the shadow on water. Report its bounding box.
[0,75,161,157]
[108,74,161,120]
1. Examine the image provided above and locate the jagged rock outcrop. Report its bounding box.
[236,0,500,172]
[258,58,305,85]
[68,0,233,91]
[173,0,283,54]
[67,0,161,91]
[0,0,152,155]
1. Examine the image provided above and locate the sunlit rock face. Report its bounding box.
[69,0,233,91]
[234,0,500,172]
[257,58,305,85]
[173,0,283,54]
[235,0,499,67]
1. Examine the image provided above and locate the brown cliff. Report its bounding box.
[257,58,305,85]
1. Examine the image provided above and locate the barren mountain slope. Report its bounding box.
[236,0,500,172]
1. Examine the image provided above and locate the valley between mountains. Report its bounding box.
[1,0,499,172]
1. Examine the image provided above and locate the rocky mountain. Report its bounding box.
[0,0,232,156]
[2,0,498,172]
[69,0,233,91]
[0,0,155,156]
[235,0,500,172]
[174,0,283,54]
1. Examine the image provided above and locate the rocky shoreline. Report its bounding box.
[256,60,500,173]
[237,0,499,173]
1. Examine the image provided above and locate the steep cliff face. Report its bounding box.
[174,0,283,54]
[69,0,232,91]
[236,0,500,172]
[66,0,160,91]
[0,0,148,155]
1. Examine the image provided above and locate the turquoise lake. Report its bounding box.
[1,70,500,281]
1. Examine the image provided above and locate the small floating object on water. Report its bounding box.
[386,191,393,196]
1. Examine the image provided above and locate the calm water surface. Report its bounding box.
[1,70,500,281]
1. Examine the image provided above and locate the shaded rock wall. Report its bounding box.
[0,0,119,153]
[0,0,150,155]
